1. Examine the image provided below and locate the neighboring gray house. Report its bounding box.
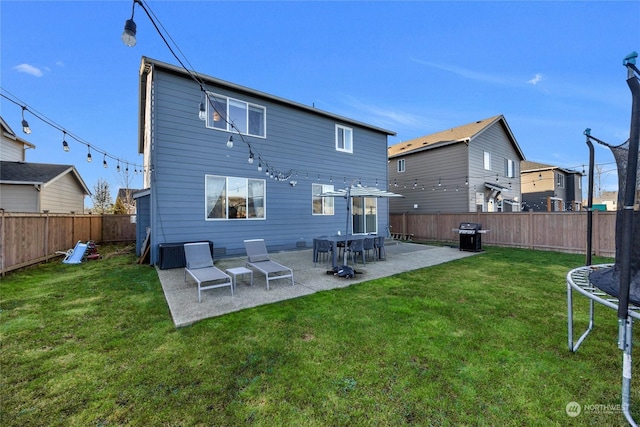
[1,116,35,162]
[0,116,90,213]
[135,57,395,265]
[387,115,525,213]
[520,161,583,211]
[0,161,90,213]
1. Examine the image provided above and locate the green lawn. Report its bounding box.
[1,245,635,426]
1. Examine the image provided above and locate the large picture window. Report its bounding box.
[206,93,266,138]
[312,184,334,215]
[206,175,265,220]
[336,125,353,153]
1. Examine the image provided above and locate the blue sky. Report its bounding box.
[1,0,638,206]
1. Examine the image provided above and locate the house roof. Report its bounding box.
[521,160,581,175]
[1,116,35,150]
[117,188,143,200]
[387,114,525,160]
[138,57,396,154]
[0,161,91,195]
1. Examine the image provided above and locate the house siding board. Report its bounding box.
[146,66,390,262]
[0,184,39,212]
[1,138,24,162]
[389,143,468,213]
[40,173,85,213]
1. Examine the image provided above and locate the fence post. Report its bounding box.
[43,210,49,261]
[529,209,534,249]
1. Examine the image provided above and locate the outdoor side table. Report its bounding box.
[226,267,253,289]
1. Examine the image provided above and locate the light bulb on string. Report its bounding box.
[103,154,108,168]
[227,135,234,148]
[87,146,92,162]
[21,106,31,134]
[62,131,70,152]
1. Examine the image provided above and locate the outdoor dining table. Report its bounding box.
[313,234,374,268]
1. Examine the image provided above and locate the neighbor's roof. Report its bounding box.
[1,116,35,150]
[521,160,581,175]
[388,114,525,160]
[138,57,396,154]
[0,161,91,195]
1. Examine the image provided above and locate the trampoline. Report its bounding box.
[566,52,640,426]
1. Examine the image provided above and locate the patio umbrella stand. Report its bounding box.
[320,184,404,278]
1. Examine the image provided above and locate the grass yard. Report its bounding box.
[0,244,635,426]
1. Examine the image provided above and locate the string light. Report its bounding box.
[1,90,143,173]
[226,135,233,148]
[103,154,108,168]
[62,131,70,152]
[21,106,31,134]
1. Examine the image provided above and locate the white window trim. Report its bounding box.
[312,183,335,215]
[397,158,405,173]
[205,175,266,221]
[205,92,266,138]
[484,151,491,171]
[335,124,353,153]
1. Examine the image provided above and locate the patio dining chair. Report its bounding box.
[346,239,366,266]
[314,238,333,267]
[244,239,294,290]
[363,237,376,262]
[184,242,233,302]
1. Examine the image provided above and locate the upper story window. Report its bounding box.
[206,93,266,138]
[336,125,353,153]
[556,173,565,188]
[397,159,405,173]
[312,184,334,215]
[504,159,515,178]
[205,175,265,220]
[483,151,491,170]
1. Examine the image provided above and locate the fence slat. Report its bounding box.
[1,213,135,274]
[389,212,615,257]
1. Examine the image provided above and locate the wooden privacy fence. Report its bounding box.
[389,211,615,257]
[0,212,136,274]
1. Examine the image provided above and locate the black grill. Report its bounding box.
[457,222,482,252]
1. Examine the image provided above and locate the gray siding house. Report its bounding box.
[520,161,583,211]
[388,115,525,213]
[136,57,395,265]
[0,116,90,213]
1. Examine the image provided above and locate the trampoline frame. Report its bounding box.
[567,264,640,425]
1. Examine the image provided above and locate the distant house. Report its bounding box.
[0,116,90,213]
[135,57,395,265]
[387,115,525,213]
[594,190,617,211]
[520,161,583,211]
[0,161,90,213]
[116,188,141,214]
[1,116,35,161]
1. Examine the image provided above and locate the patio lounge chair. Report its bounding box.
[184,242,233,302]
[244,239,294,290]
[56,240,89,264]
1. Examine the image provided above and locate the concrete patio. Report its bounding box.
[156,241,479,327]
